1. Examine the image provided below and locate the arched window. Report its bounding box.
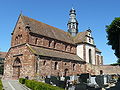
[89,49,92,64]
[89,38,91,42]
[65,63,67,65]
[64,68,69,76]
[43,61,46,65]
[54,62,58,70]
[53,42,56,48]
[65,45,67,51]
[35,38,38,44]
[48,40,52,47]
[13,57,21,67]
[36,61,38,73]
[15,36,18,41]
[15,34,23,45]
[97,55,99,65]
[70,46,72,52]
[73,64,75,71]
[100,70,103,75]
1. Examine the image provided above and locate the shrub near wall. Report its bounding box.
[19,78,26,84]
[0,80,3,90]
[19,78,64,90]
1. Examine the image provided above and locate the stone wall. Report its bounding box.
[36,56,86,77]
[29,33,76,54]
[3,45,35,79]
[85,63,120,75]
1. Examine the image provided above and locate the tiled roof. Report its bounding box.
[74,31,87,44]
[21,15,74,44]
[0,52,7,58]
[27,44,84,62]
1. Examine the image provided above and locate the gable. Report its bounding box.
[11,14,29,47]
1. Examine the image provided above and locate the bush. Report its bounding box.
[19,78,26,84]
[23,79,64,90]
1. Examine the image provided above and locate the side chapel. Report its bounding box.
[3,8,103,79]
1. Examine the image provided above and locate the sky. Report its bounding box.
[0,0,119,64]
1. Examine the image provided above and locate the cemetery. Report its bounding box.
[33,73,120,90]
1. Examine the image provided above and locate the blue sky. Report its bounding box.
[0,0,119,64]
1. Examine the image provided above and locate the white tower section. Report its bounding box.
[75,29,103,65]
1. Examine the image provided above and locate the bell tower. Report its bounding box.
[67,8,78,37]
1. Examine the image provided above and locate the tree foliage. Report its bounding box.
[117,58,120,63]
[106,17,120,58]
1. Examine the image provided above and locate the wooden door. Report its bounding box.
[13,57,21,79]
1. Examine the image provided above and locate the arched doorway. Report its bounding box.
[13,57,22,79]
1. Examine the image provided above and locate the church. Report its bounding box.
[3,8,119,80]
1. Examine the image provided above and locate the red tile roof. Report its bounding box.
[27,44,84,62]
[0,52,7,58]
[21,15,74,44]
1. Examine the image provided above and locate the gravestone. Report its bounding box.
[95,75,104,88]
[80,73,90,83]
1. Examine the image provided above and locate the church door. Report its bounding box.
[13,57,22,79]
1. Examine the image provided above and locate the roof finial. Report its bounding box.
[20,10,23,16]
[87,27,92,32]
[88,27,90,30]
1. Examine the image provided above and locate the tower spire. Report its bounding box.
[67,8,78,37]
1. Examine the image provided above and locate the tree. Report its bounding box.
[117,58,120,63]
[106,17,120,58]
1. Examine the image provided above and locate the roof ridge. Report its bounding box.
[22,15,69,34]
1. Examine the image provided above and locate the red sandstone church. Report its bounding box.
[3,8,120,80]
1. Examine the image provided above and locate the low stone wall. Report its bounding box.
[85,63,120,75]
[97,65,120,75]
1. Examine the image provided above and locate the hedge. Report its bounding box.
[0,80,3,90]
[19,78,26,84]
[110,63,120,66]
[19,78,64,90]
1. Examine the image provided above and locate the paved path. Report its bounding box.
[2,80,30,90]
